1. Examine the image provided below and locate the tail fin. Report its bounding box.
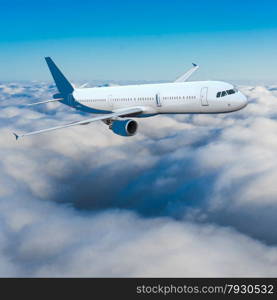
[45,57,74,95]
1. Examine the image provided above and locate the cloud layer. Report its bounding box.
[1,82,277,276]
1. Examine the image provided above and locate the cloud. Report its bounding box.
[1,82,277,276]
[1,197,277,277]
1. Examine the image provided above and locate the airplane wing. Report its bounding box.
[13,107,142,139]
[174,63,199,82]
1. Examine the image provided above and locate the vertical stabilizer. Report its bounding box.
[45,57,74,95]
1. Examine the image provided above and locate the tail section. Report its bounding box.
[45,57,74,96]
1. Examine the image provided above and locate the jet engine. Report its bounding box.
[111,119,138,136]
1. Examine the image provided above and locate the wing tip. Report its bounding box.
[13,132,21,140]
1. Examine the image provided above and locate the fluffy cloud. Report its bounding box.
[1,82,277,276]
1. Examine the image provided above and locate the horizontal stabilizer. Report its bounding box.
[79,83,89,88]
[26,98,63,107]
[175,63,199,82]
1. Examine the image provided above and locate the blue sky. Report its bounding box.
[0,0,276,82]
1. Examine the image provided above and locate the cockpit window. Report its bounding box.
[216,88,238,98]
[227,89,235,95]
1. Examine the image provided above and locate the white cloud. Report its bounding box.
[1,82,277,276]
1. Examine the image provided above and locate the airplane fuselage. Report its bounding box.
[72,80,247,116]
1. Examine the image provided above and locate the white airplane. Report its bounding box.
[13,57,248,139]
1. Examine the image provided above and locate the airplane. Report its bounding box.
[13,57,248,139]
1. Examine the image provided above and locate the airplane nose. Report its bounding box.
[241,94,248,108]
[238,92,248,109]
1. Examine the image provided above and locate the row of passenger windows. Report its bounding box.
[81,98,153,102]
[112,97,154,101]
[216,89,237,98]
[82,99,105,102]
[164,96,196,100]
[80,96,196,102]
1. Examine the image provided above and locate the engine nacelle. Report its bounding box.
[111,119,138,136]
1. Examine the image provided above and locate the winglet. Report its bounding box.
[13,133,20,140]
[174,63,199,83]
